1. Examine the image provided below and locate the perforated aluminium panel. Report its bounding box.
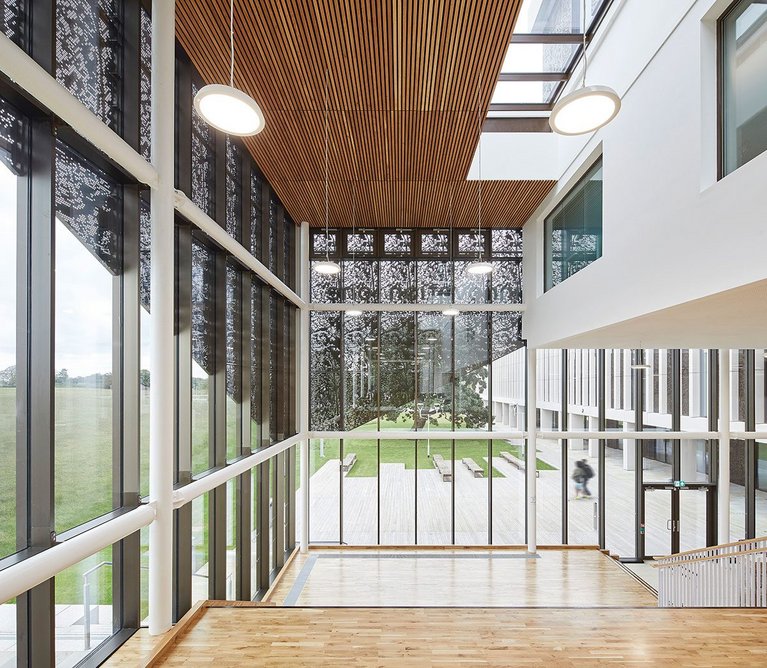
[225,138,242,242]
[0,95,26,174]
[56,0,121,131]
[191,82,216,218]
[55,141,122,275]
[191,239,216,376]
[139,7,151,161]
[1,0,25,46]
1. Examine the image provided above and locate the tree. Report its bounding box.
[55,368,69,386]
[140,368,150,388]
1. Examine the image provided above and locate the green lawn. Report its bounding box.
[309,415,556,477]
[0,388,557,608]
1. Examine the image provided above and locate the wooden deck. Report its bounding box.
[302,438,766,556]
[264,548,657,608]
[110,605,767,666]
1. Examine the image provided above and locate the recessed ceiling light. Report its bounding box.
[346,309,363,317]
[630,363,651,371]
[442,308,459,317]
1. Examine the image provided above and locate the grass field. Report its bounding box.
[309,416,556,478]
[1,388,555,607]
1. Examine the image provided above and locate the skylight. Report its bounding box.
[486,0,614,128]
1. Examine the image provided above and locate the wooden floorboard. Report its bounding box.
[149,606,767,666]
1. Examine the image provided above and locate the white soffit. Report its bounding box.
[467,132,560,181]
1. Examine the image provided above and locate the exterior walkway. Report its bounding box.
[301,437,767,557]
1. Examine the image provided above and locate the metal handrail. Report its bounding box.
[656,540,767,607]
[82,561,112,650]
[653,545,767,568]
[654,536,767,567]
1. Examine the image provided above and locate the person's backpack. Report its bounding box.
[583,462,595,480]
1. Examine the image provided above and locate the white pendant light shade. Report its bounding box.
[313,260,341,275]
[466,260,493,275]
[194,84,265,136]
[442,308,459,317]
[549,84,620,136]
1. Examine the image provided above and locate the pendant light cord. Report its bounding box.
[324,69,330,262]
[582,0,587,88]
[229,0,235,87]
[477,80,483,262]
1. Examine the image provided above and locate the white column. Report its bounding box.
[527,349,537,553]
[299,224,310,553]
[588,415,600,457]
[148,0,175,636]
[623,421,636,471]
[718,349,731,544]
[680,440,700,482]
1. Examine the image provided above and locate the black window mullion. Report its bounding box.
[117,181,141,631]
[210,250,227,599]
[173,222,193,620]
[19,113,56,667]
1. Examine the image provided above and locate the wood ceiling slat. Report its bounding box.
[175,0,554,229]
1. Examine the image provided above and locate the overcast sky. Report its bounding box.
[1,160,129,377]
[0,163,16,372]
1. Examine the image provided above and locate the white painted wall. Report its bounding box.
[484,0,767,349]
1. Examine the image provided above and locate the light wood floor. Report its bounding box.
[120,606,767,667]
[265,548,657,608]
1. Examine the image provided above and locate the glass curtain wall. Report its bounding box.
[309,338,767,555]
[0,8,299,664]
[308,228,524,546]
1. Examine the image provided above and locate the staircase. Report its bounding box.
[654,536,767,607]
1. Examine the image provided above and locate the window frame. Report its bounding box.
[543,156,604,292]
[718,0,767,178]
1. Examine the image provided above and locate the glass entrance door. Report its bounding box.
[679,486,713,553]
[643,487,673,557]
[643,484,714,557]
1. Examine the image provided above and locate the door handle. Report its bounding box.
[593,502,598,530]
[666,519,672,531]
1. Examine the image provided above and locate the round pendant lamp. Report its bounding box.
[467,83,493,276]
[194,0,265,136]
[549,0,620,136]
[312,69,341,276]
[550,85,620,136]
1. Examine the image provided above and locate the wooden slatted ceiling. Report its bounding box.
[175,0,555,228]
